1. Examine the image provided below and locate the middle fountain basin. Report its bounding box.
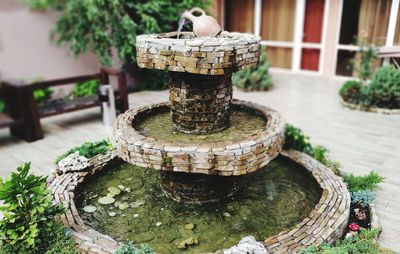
[114,99,285,176]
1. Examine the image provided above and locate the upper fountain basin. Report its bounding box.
[136,31,261,75]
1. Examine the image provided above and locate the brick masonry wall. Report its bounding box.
[136,31,260,75]
[169,71,233,133]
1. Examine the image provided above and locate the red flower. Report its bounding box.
[349,223,360,231]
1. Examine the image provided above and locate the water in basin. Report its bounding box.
[76,156,321,253]
[134,109,266,143]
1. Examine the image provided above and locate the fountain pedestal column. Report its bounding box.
[169,72,233,134]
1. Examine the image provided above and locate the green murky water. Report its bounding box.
[77,157,321,253]
[134,110,266,143]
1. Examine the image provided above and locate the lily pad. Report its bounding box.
[98,196,115,205]
[83,205,97,213]
[118,185,125,190]
[130,200,145,208]
[109,212,117,217]
[156,222,162,227]
[107,193,116,198]
[118,203,129,210]
[108,187,121,195]
[184,223,195,230]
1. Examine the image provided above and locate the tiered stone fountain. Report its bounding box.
[114,13,285,204]
[50,9,351,254]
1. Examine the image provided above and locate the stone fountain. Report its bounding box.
[114,9,285,204]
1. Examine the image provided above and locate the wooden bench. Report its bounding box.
[376,46,400,68]
[0,68,128,142]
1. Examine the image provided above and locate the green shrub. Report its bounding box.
[351,190,376,207]
[284,124,313,154]
[0,163,65,252]
[300,229,392,254]
[34,87,54,103]
[365,65,400,108]
[55,139,113,164]
[351,38,378,82]
[24,0,210,67]
[0,97,4,113]
[1,222,78,254]
[114,241,154,254]
[339,80,363,103]
[343,171,384,192]
[232,48,273,91]
[71,80,100,97]
[284,124,341,175]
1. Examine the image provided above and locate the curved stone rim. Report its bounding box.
[49,149,351,254]
[341,98,400,115]
[136,31,261,75]
[114,99,285,176]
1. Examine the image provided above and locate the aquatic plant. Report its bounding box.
[114,241,154,254]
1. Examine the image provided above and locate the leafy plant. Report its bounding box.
[0,97,4,113]
[34,87,54,103]
[0,163,65,251]
[343,171,384,192]
[114,241,154,254]
[232,48,273,91]
[55,139,113,164]
[339,80,363,103]
[351,190,376,207]
[0,222,78,254]
[300,229,393,254]
[284,124,313,154]
[365,65,400,109]
[24,0,210,67]
[71,80,100,97]
[284,124,341,175]
[351,37,379,82]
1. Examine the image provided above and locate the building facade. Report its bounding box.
[219,0,400,78]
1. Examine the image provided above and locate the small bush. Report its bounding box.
[343,171,384,192]
[351,190,376,207]
[300,229,392,254]
[34,87,54,103]
[232,48,273,91]
[366,65,400,108]
[0,163,65,252]
[71,80,100,97]
[284,125,341,175]
[55,139,113,164]
[284,124,313,154]
[339,80,363,103]
[114,241,154,254]
[0,97,4,113]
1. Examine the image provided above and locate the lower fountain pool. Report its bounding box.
[76,156,321,253]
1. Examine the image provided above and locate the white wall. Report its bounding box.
[0,0,99,81]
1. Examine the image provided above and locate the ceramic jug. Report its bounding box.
[182,7,221,37]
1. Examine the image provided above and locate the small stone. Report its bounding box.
[118,185,125,190]
[177,237,199,250]
[134,214,139,218]
[83,205,97,213]
[108,187,121,195]
[109,212,117,217]
[98,196,115,205]
[184,223,195,230]
[156,222,162,227]
[223,212,231,218]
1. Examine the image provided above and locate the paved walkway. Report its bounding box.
[0,73,399,252]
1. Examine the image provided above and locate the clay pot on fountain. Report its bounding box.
[114,8,285,204]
